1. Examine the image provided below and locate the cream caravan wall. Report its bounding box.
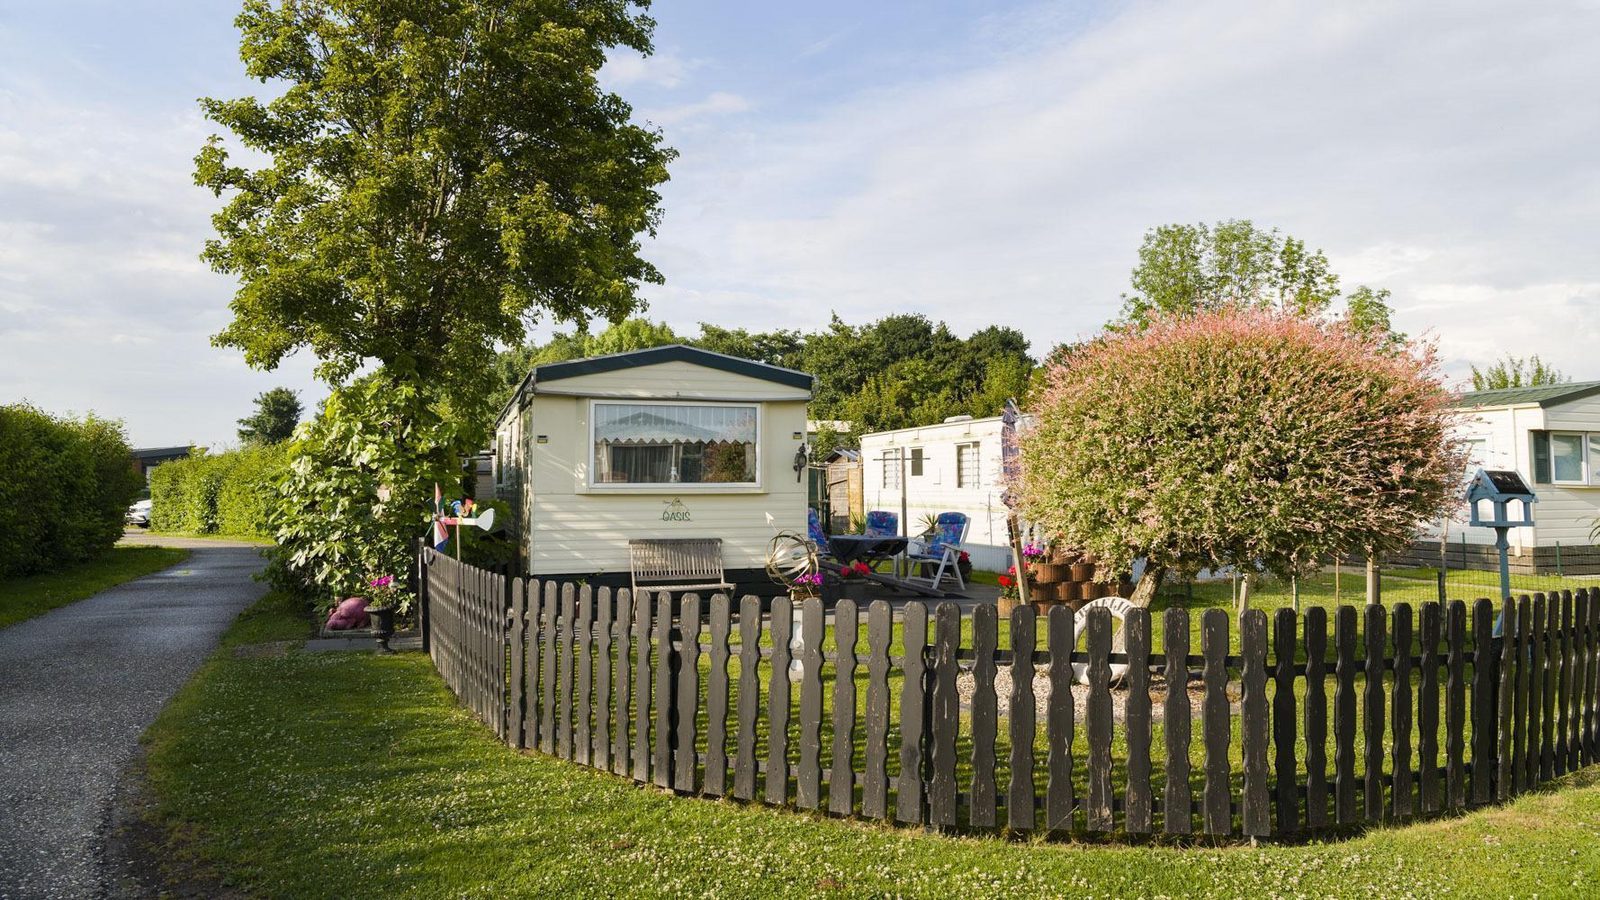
[517,368,810,575]
[1527,393,1600,547]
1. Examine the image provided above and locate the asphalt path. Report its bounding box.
[0,536,266,899]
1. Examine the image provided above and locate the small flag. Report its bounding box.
[432,483,449,550]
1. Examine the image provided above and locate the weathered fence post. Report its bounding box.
[1163,607,1192,835]
[1201,609,1231,835]
[1086,608,1114,832]
[1045,606,1074,833]
[896,602,929,824]
[830,597,860,817]
[929,602,960,828]
[1240,608,1270,837]
[969,603,998,828]
[509,577,527,749]
[1007,605,1037,831]
[1273,607,1300,834]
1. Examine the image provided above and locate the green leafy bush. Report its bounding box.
[216,444,289,537]
[149,445,286,539]
[1017,308,1463,588]
[270,375,478,611]
[0,404,143,576]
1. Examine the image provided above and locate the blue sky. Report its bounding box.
[2,1,1598,447]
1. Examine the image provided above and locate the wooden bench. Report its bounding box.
[629,538,735,595]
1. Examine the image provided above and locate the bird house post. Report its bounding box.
[1465,468,1537,604]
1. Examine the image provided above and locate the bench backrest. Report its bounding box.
[629,538,727,586]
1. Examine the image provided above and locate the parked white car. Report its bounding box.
[126,499,151,527]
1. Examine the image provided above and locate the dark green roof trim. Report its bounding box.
[1454,381,1600,409]
[534,345,815,391]
[494,345,814,428]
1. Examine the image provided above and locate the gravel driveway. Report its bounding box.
[0,538,266,899]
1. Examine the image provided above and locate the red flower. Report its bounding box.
[997,575,1015,588]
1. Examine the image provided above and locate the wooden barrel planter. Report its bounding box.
[1070,562,1096,582]
[1033,563,1072,583]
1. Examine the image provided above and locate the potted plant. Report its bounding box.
[790,571,824,600]
[839,561,872,602]
[363,574,407,653]
[997,565,1021,617]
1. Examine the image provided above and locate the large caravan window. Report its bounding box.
[592,402,758,486]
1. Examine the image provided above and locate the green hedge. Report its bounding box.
[0,404,144,577]
[150,445,286,539]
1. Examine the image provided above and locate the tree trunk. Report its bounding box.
[1128,565,1164,609]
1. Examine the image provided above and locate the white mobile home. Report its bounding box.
[493,346,814,587]
[858,415,1016,572]
[1410,381,1600,573]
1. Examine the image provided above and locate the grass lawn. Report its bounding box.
[0,545,188,629]
[142,591,1600,898]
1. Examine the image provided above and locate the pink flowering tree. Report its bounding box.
[1015,308,1464,609]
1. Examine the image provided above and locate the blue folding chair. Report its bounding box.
[861,510,900,571]
[908,512,969,590]
[807,507,831,557]
[864,510,899,537]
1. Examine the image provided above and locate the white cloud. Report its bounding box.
[0,80,325,446]
[600,49,693,89]
[646,91,752,128]
[638,0,1600,381]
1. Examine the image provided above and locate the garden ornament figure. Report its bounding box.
[429,483,497,559]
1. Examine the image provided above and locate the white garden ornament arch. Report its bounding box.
[1069,595,1137,684]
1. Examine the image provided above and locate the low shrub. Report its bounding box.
[0,404,143,577]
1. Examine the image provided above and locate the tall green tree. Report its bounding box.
[1470,354,1569,391]
[237,387,303,445]
[198,0,673,595]
[1341,286,1406,350]
[1117,220,1341,329]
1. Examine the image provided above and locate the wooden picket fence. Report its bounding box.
[418,547,1600,839]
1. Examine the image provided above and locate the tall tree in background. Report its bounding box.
[1117,220,1342,329]
[493,313,1036,446]
[1116,219,1407,351]
[198,0,672,596]
[1470,354,1569,391]
[1341,286,1405,351]
[237,387,303,445]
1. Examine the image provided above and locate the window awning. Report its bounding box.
[594,405,756,445]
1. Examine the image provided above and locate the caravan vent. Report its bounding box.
[942,415,974,424]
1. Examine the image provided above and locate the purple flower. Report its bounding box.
[369,575,394,588]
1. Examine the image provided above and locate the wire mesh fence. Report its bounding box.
[1158,544,1600,617]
